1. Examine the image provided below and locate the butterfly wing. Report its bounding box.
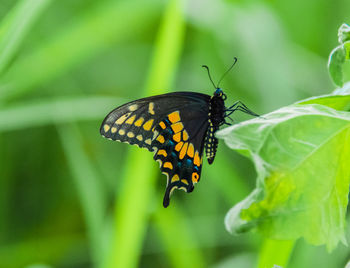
[100,92,211,207]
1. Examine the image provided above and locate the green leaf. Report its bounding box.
[296,82,350,111]
[338,23,350,44]
[328,45,346,87]
[217,104,350,251]
[328,24,350,87]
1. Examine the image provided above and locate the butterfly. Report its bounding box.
[100,58,258,207]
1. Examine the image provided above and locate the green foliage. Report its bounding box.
[328,24,350,87]
[219,103,350,251]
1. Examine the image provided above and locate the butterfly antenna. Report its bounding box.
[217,57,238,88]
[202,65,217,90]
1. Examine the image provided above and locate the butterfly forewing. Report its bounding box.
[101,99,159,150]
[100,92,211,207]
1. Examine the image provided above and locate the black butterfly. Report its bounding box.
[100,58,258,207]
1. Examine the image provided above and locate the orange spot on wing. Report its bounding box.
[163,162,173,169]
[175,141,183,152]
[143,119,154,130]
[168,111,180,123]
[173,132,181,142]
[183,130,189,141]
[179,142,188,159]
[157,149,167,157]
[192,172,199,183]
[159,121,166,129]
[157,135,165,143]
[194,151,200,166]
[187,143,194,158]
[171,122,183,133]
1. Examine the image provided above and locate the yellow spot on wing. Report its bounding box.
[159,121,166,129]
[134,117,144,127]
[171,122,183,133]
[187,143,194,158]
[183,130,189,141]
[119,129,125,135]
[143,119,154,130]
[103,124,110,132]
[157,135,165,143]
[157,149,167,157]
[136,135,143,141]
[173,132,181,142]
[127,132,135,138]
[171,174,180,182]
[170,186,178,195]
[194,151,200,166]
[145,139,152,145]
[179,142,188,159]
[168,111,180,123]
[148,102,155,115]
[116,113,131,124]
[163,162,173,169]
[125,115,136,124]
[181,179,189,185]
[175,141,183,151]
[129,104,138,111]
[111,127,117,133]
[152,130,159,140]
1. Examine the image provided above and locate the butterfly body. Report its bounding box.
[205,88,227,164]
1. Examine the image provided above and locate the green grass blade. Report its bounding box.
[257,239,295,268]
[104,0,190,267]
[58,124,107,268]
[0,0,161,102]
[154,203,206,268]
[0,96,124,132]
[0,234,82,268]
[0,0,52,75]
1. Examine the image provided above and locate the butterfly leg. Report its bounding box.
[221,116,234,126]
[225,100,240,110]
[225,103,259,117]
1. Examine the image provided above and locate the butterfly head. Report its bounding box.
[214,88,227,100]
[203,58,237,101]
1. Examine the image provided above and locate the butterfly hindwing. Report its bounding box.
[152,110,209,207]
[100,92,211,207]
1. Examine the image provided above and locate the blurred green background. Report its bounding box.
[1,0,350,267]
